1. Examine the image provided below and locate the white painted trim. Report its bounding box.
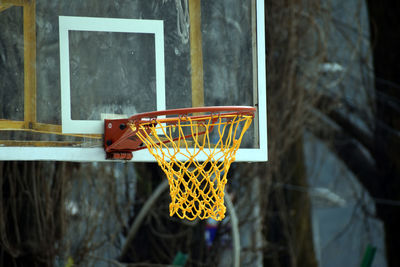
[256,0,268,161]
[59,16,166,134]
[0,147,267,162]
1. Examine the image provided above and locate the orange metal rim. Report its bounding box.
[128,106,256,124]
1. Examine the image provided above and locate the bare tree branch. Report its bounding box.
[309,115,381,198]
[119,180,169,261]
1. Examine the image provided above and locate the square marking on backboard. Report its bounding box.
[59,16,165,134]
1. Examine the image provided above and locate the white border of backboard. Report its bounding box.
[253,0,268,161]
[59,16,166,134]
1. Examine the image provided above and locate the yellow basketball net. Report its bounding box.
[130,112,254,221]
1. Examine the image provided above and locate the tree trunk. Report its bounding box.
[263,0,320,264]
[366,1,400,266]
[263,139,318,267]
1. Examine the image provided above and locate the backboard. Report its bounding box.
[0,0,267,162]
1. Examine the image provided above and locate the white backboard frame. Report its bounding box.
[0,0,267,162]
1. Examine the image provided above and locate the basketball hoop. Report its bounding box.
[104,106,256,220]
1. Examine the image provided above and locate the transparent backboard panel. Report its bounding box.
[0,0,267,161]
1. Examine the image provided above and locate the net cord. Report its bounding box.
[131,113,253,220]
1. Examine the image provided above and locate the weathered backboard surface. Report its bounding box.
[0,0,267,161]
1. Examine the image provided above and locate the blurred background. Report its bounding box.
[1,0,399,266]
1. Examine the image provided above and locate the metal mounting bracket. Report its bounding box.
[103,118,149,160]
